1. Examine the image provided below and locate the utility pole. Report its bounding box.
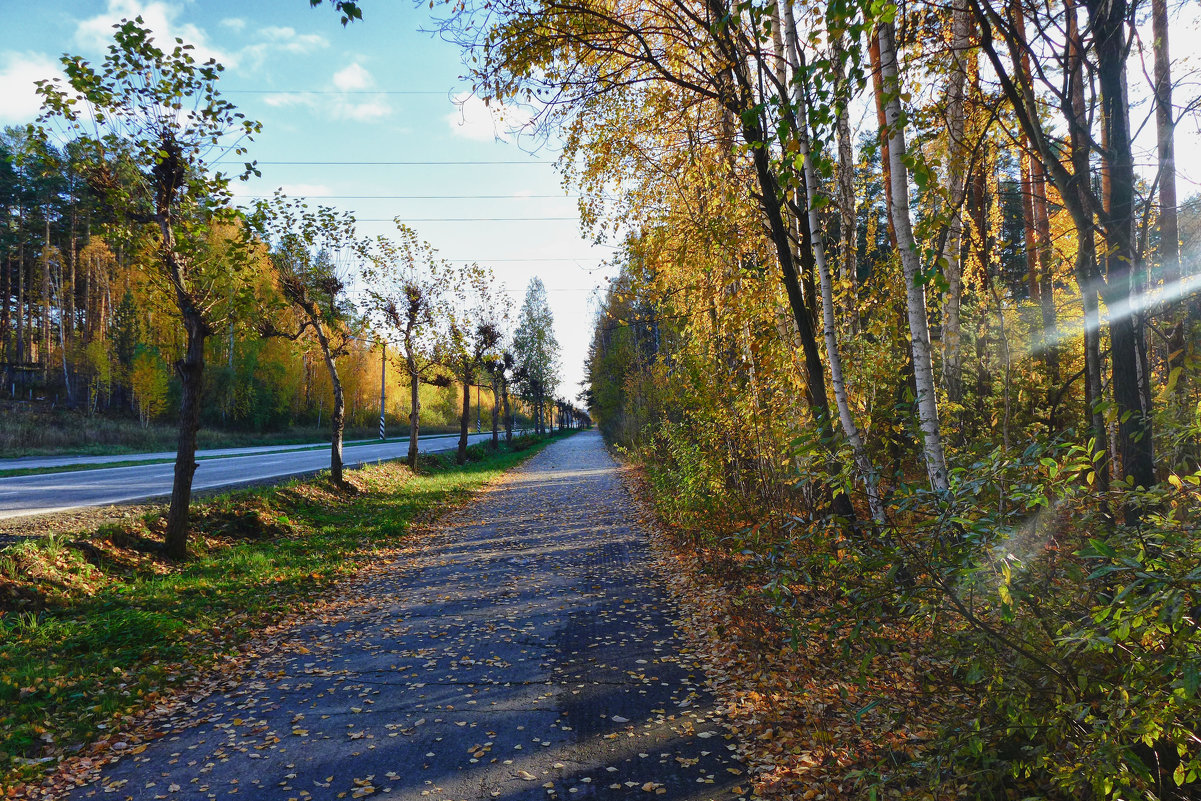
[378,341,386,440]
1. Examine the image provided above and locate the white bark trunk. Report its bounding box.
[785,4,886,522]
[877,20,950,493]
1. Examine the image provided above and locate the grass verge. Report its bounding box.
[0,429,575,790]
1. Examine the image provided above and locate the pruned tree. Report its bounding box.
[362,225,454,467]
[444,264,503,464]
[249,191,359,485]
[37,17,259,557]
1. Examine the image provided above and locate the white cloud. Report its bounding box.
[74,1,234,67]
[259,69,391,122]
[262,92,315,109]
[0,51,63,124]
[446,92,533,142]
[278,183,333,197]
[333,62,373,92]
[337,99,389,121]
[260,26,327,51]
[245,26,327,60]
[73,3,328,74]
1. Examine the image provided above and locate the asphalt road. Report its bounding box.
[64,430,743,801]
[0,431,505,521]
[0,436,446,472]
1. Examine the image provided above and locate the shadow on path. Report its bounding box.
[68,431,744,801]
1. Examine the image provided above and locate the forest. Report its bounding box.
[438,0,1201,794]
[0,123,570,448]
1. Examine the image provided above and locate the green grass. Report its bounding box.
[0,430,575,787]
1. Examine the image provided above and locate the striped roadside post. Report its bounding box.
[378,341,386,440]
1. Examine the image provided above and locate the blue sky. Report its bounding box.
[0,0,616,394]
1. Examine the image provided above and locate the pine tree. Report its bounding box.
[512,277,560,435]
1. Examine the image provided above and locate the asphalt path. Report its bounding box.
[0,432,504,521]
[65,430,743,801]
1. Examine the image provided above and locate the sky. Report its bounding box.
[0,0,618,397]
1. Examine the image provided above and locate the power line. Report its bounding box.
[498,287,596,293]
[357,217,577,222]
[227,89,453,95]
[239,194,577,199]
[443,257,609,262]
[222,160,551,166]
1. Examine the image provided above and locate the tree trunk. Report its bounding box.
[1151,0,1189,385]
[868,35,898,249]
[16,237,24,366]
[503,377,513,443]
[1089,0,1155,494]
[876,20,950,493]
[41,217,51,375]
[1067,0,1109,492]
[833,31,860,333]
[1152,0,1178,291]
[458,366,471,464]
[164,304,207,559]
[491,374,500,448]
[783,13,885,524]
[943,0,970,407]
[2,253,10,365]
[1032,160,1060,389]
[67,207,77,342]
[407,356,420,467]
[328,367,346,484]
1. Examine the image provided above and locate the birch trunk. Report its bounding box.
[876,20,950,493]
[784,6,886,523]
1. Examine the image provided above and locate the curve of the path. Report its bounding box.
[65,430,743,801]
